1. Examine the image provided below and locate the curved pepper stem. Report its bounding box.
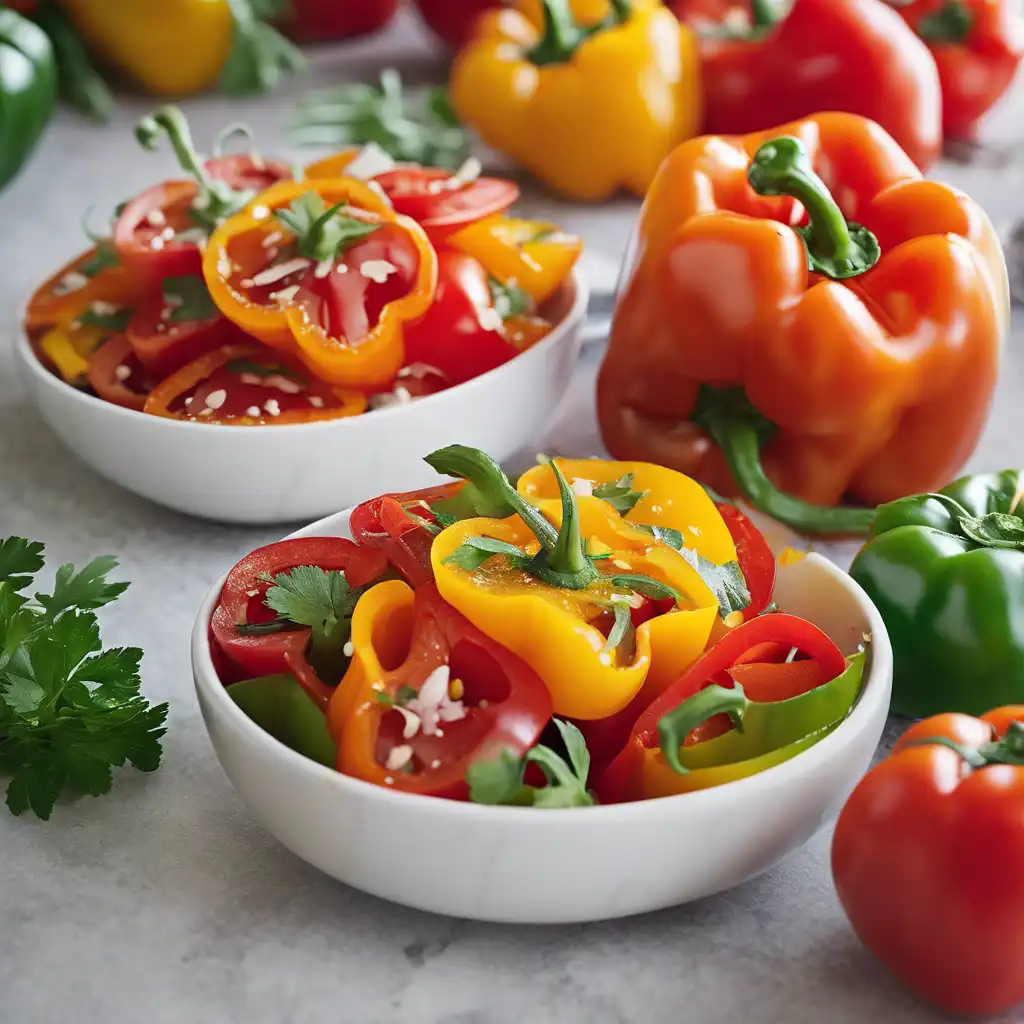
[134,106,255,231]
[529,0,632,66]
[657,683,749,775]
[747,136,881,281]
[532,460,599,589]
[693,387,877,536]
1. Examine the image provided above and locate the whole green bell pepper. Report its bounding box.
[850,470,1024,718]
[0,7,57,190]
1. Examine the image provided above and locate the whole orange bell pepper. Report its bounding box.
[449,0,701,201]
[203,179,437,388]
[597,113,1009,535]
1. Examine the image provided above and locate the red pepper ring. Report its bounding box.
[596,613,846,802]
[715,502,776,619]
[143,344,367,424]
[86,335,158,411]
[350,483,463,587]
[210,537,390,706]
[332,580,552,799]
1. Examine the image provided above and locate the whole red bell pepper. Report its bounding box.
[673,0,943,170]
[413,0,503,48]
[892,0,1024,139]
[832,707,1024,1016]
[279,0,399,42]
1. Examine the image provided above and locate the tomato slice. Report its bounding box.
[373,168,518,233]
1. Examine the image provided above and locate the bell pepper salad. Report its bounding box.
[208,446,868,808]
[23,107,581,422]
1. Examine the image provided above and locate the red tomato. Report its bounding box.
[280,0,399,40]
[374,168,518,234]
[403,250,518,384]
[832,708,1024,1016]
[413,0,503,47]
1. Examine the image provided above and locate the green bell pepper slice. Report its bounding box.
[228,673,336,767]
[658,651,866,773]
[850,470,1024,717]
[0,8,57,190]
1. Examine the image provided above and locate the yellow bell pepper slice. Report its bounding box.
[432,494,717,720]
[447,215,582,304]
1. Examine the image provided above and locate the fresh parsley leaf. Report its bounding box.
[79,306,133,332]
[488,277,531,321]
[604,573,679,601]
[262,565,365,684]
[0,538,167,820]
[442,536,529,572]
[467,720,594,808]
[593,474,648,515]
[0,538,45,590]
[226,359,306,383]
[274,192,378,263]
[677,548,750,618]
[80,239,120,277]
[375,684,418,708]
[633,523,684,551]
[219,0,305,96]
[163,275,218,322]
[36,555,129,619]
[758,601,779,616]
[602,600,633,654]
[633,524,750,619]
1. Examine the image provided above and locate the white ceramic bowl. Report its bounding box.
[16,273,587,524]
[192,508,893,925]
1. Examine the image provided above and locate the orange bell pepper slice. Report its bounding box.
[202,179,437,389]
[143,344,366,424]
[447,214,582,304]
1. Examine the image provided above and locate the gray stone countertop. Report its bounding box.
[2,11,1023,1022]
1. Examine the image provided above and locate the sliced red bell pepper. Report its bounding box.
[126,273,239,376]
[332,580,552,799]
[716,502,775,619]
[210,537,389,706]
[596,612,846,802]
[86,335,158,411]
[350,483,463,587]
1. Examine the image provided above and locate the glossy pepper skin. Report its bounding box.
[895,0,1024,139]
[598,113,1009,536]
[675,0,942,171]
[280,0,398,42]
[832,707,1024,1016]
[330,580,552,798]
[431,493,721,720]
[0,9,57,190]
[850,471,1024,718]
[58,0,303,97]
[597,618,857,802]
[450,0,701,201]
[203,179,437,389]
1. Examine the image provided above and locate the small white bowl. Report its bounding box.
[192,508,892,925]
[16,273,587,525]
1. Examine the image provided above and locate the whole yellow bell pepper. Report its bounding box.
[58,0,303,97]
[449,0,701,201]
[428,449,721,719]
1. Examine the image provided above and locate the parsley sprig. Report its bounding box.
[0,538,167,820]
[593,473,648,515]
[467,720,594,808]
[236,565,365,684]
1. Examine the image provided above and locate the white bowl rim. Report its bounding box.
[16,270,588,435]
[193,527,892,824]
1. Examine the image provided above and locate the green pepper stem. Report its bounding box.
[657,684,749,775]
[749,0,781,28]
[695,388,876,536]
[747,136,881,280]
[916,0,973,42]
[608,0,633,23]
[136,106,216,195]
[529,0,587,65]
[425,446,558,549]
[547,460,595,578]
